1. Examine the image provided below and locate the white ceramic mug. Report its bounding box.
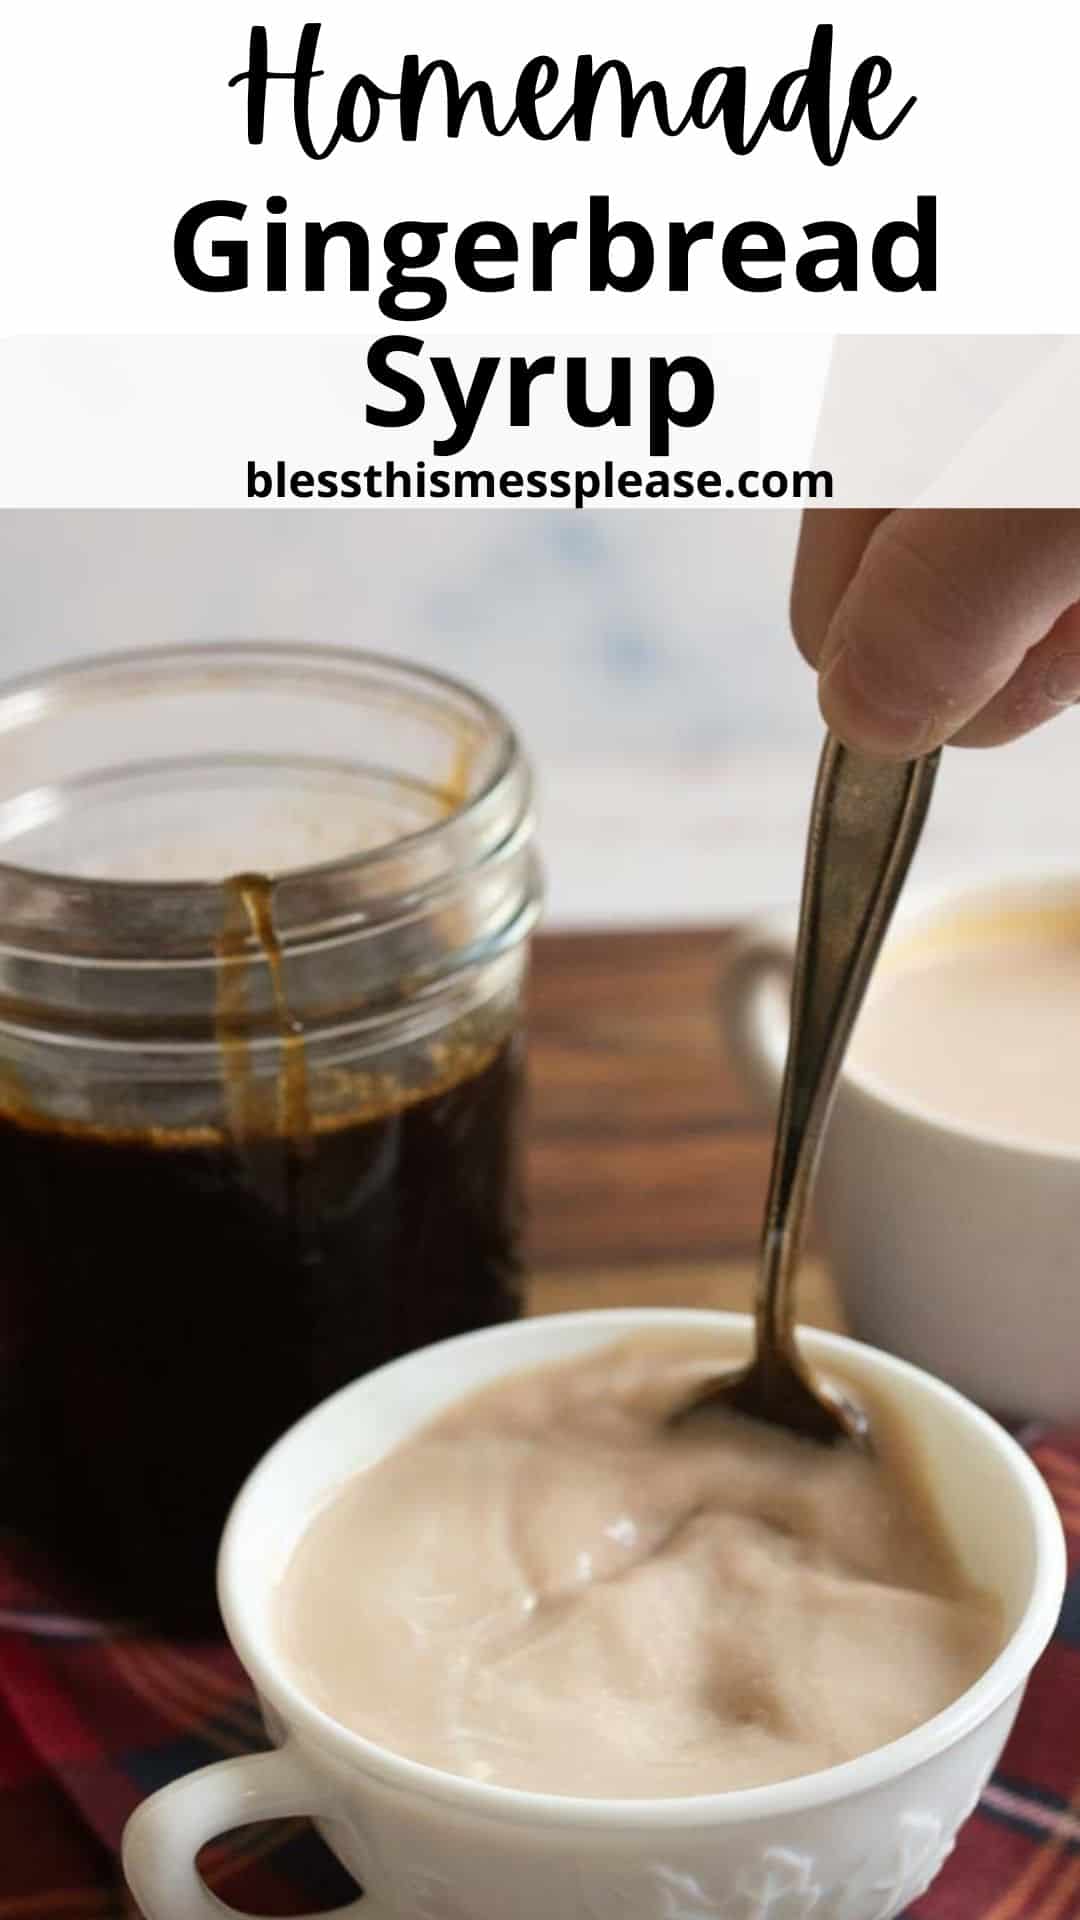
[122,1308,1063,1920]
[724,864,1080,1425]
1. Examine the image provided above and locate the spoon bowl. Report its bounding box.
[677,1342,868,1446]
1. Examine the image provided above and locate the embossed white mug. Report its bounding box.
[122,1308,1064,1920]
[723,864,1080,1423]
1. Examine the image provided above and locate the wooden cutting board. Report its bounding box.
[523,929,846,1334]
[529,1256,843,1330]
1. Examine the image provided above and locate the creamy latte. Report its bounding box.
[275,1333,999,1797]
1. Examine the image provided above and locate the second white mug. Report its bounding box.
[722,864,1080,1424]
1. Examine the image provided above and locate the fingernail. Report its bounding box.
[1043,653,1080,707]
[820,646,936,755]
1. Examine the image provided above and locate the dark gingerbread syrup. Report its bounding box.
[0,875,525,1630]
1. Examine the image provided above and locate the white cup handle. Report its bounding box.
[122,1744,377,1920]
[719,915,796,1116]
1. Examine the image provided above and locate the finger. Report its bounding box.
[818,509,1080,756]
[789,509,888,665]
[950,602,1080,747]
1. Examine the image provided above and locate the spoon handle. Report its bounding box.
[756,735,941,1362]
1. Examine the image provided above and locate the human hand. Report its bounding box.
[790,509,1080,756]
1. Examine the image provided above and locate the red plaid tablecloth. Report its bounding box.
[2,1425,1078,1920]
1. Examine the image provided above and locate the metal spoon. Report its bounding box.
[677,733,941,1445]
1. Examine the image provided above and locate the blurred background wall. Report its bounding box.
[0,510,1076,925]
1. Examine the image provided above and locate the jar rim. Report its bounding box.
[0,641,540,1053]
[0,639,540,971]
[0,640,519,902]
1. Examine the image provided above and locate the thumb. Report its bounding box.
[817,509,1080,756]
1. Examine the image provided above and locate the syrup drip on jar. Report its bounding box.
[217,872,314,1170]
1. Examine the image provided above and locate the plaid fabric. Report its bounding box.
[1,1427,1077,1920]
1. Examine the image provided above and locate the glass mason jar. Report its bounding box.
[0,644,541,1631]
